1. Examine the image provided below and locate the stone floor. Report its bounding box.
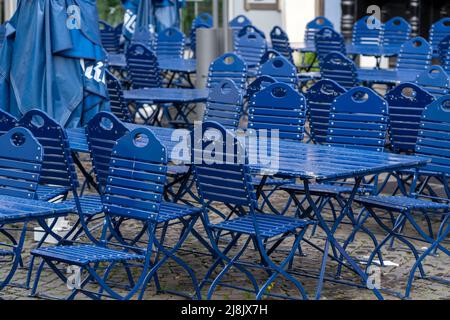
[1,173,449,300]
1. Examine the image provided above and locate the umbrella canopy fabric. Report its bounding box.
[154,0,184,32]
[0,0,109,128]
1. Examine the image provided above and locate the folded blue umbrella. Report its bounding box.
[154,0,184,32]
[0,0,109,128]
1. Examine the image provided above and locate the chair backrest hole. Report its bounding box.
[320,84,335,95]
[133,133,149,148]
[352,91,369,102]
[100,117,114,131]
[317,18,324,25]
[273,59,284,68]
[31,115,44,128]
[393,19,401,26]
[413,40,422,47]
[224,56,235,65]
[401,87,417,99]
[220,82,232,94]
[444,20,450,27]
[272,86,287,98]
[11,132,25,147]
[442,99,450,110]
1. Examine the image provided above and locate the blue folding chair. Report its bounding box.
[354,95,450,298]
[395,37,432,75]
[18,110,78,203]
[126,43,161,89]
[207,52,247,90]
[99,20,120,54]
[306,79,346,144]
[31,127,202,300]
[193,121,314,299]
[257,55,299,89]
[248,83,306,214]
[230,14,252,43]
[429,17,450,58]
[270,26,294,64]
[0,127,68,292]
[349,16,384,56]
[105,71,133,123]
[303,16,334,51]
[314,27,346,62]
[320,51,358,90]
[385,82,435,153]
[235,31,268,71]
[382,17,411,55]
[203,79,244,129]
[415,65,450,98]
[156,27,185,59]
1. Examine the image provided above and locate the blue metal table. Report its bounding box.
[346,45,400,58]
[107,53,196,73]
[0,195,74,291]
[66,126,428,299]
[357,69,419,85]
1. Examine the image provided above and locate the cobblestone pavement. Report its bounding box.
[0,171,449,300]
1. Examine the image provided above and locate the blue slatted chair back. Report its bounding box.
[385,83,435,153]
[0,23,6,47]
[207,53,247,90]
[99,20,120,53]
[320,51,358,90]
[429,17,450,56]
[351,16,384,48]
[382,17,411,52]
[315,27,346,62]
[396,37,432,73]
[438,35,450,65]
[248,82,306,141]
[103,127,168,221]
[327,87,389,152]
[415,95,450,176]
[235,32,267,69]
[105,71,133,123]
[18,110,78,189]
[192,121,255,208]
[86,112,130,192]
[270,26,294,63]
[114,23,124,53]
[0,109,17,135]
[257,55,298,89]
[126,44,161,89]
[203,79,243,130]
[156,27,185,59]
[246,75,278,100]
[306,79,346,144]
[0,127,43,199]
[193,13,213,28]
[304,16,334,48]
[415,66,450,98]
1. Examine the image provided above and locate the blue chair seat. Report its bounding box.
[281,183,357,195]
[157,202,201,223]
[211,214,313,238]
[31,244,145,266]
[355,196,450,212]
[64,195,103,217]
[36,185,70,201]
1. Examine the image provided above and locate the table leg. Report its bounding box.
[302,179,384,300]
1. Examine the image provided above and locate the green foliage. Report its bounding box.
[97,0,124,26]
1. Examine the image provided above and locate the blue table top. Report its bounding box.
[0,195,74,223]
[357,68,419,84]
[107,53,196,73]
[67,126,428,181]
[123,88,209,103]
[346,45,400,57]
